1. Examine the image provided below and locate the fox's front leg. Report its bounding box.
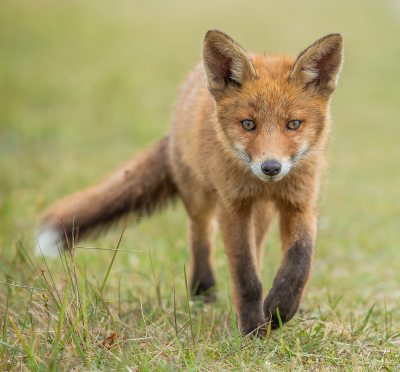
[218,202,266,336]
[263,203,317,328]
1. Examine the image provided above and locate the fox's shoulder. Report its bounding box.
[179,62,206,96]
[174,62,214,125]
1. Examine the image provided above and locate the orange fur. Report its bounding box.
[38,30,343,335]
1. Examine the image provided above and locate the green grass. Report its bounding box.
[1,0,400,370]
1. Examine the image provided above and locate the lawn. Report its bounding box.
[1,0,400,370]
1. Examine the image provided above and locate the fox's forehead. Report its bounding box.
[250,53,296,80]
[217,53,325,122]
[220,54,306,117]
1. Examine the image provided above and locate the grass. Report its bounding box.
[1,0,400,370]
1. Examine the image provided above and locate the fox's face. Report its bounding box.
[203,31,343,182]
[216,61,329,183]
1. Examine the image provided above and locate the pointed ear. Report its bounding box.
[289,34,343,96]
[202,29,257,98]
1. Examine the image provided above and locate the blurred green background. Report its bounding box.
[1,0,400,317]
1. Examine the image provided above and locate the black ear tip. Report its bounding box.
[206,28,221,33]
[205,29,223,37]
[325,33,343,42]
[204,29,233,43]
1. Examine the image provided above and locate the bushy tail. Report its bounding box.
[36,136,177,255]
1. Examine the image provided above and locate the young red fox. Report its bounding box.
[37,30,343,335]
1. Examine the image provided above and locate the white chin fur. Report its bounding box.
[35,227,61,258]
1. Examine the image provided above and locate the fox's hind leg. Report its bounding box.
[179,186,217,300]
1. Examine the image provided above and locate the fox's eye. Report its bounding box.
[287,120,302,130]
[241,120,256,131]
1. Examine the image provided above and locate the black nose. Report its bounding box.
[261,160,281,176]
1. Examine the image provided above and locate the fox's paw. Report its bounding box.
[263,292,300,329]
[239,315,269,338]
[190,277,217,303]
[238,300,270,337]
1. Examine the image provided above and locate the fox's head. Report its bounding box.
[202,30,343,183]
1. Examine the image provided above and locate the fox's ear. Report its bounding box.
[202,29,257,98]
[289,34,343,95]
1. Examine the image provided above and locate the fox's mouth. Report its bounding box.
[259,175,283,183]
[253,173,285,183]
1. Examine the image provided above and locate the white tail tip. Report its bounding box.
[35,227,61,258]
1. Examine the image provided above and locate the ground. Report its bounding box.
[0,0,400,370]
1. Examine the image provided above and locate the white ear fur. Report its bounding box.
[290,34,344,95]
[202,29,257,97]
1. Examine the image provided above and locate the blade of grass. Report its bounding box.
[17,241,38,279]
[1,281,11,368]
[227,282,241,364]
[56,301,89,368]
[75,246,141,252]
[0,340,21,353]
[157,304,190,369]
[8,315,37,372]
[265,317,272,345]
[37,243,63,307]
[52,279,70,354]
[27,243,62,312]
[0,282,74,303]
[71,332,88,368]
[168,242,178,337]
[118,272,122,319]
[276,307,283,343]
[80,257,91,366]
[332,294,343,311]
[95,288,122,340]
[20,281,35,335]
[146,239,162,311]
[196,311,202,343]
[62,217,82,319]
[29,331,36,368]
[356,303,375,335]
[100,227,125,294]
[183,264,196,352]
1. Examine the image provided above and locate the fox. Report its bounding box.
[37,29,344,336]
